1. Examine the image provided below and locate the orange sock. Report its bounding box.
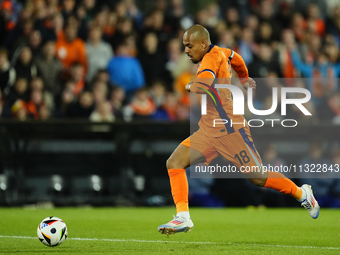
[168,169,189,213]
[264,171,303,200]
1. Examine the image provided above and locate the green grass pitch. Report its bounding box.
[0,207,339,254]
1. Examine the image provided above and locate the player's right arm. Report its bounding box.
[186,53,220,93]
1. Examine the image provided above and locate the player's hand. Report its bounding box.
[185,83,191,92]
[244,78,256,90]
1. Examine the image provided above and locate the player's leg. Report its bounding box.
[236,127,302,197]
[216,127,319,218]
[238,127,319,218]
[166,142,206,215]
[158,133,218,235]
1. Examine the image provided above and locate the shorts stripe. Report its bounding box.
[238,128,261,161]
[245,144,261,168]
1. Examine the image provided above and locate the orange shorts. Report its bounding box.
[181,127,262,170]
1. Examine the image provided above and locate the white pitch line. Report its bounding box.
[0,235,339,250]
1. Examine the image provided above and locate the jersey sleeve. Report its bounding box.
[190,53,220,93]
[229,50,249,85]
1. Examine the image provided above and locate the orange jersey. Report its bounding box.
[190,44,249,137]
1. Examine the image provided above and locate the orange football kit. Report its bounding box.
[182,45,260,169]
[170,45,302,214]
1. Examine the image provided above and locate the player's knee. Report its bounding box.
[166,157,177,170]
[166,156,185,170]
[248,178,267,187]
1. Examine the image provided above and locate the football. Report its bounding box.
[37,216,68,247]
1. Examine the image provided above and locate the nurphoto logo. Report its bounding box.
[200,84,312,128]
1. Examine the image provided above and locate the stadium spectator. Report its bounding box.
[55,80,77,117]
[149,81,166,108]
[56,24,87,72]
[235,28,256,65]
[25,90,47,120]
[224,7,240,28]
[11,99,27,121]
[0,0,16,46]
[326,6,340,48]
[124,33,138,57]
[35,41,63,96]
[277,29,297,81]
[317,92,340,124]
[27,30,43,57]
[101,11,118,40]
[168,40,192,80]
[257,22,275,44]
[275,1,292,30]
[109,18,134,52]
[290,49,340,106]
[324,36,340,63]
[173,63,196,97]
[217,29,236,50]
[82,0,98,22]
[123,88,155,121]
[90,101,115,123]
[61,0,76,23]
[5,78,29,107]
[93,69,113,87]
[86,26,113,82]
[291,12,306,42]
[0,47,16,95]
[303,4,325,37]
[245,15,259,31]
[124,0,143,29]
[66,90,94,118]
[257,0,282,42]
[138,32,167,86]
[161,92,180,121]
[67,62,86,96]
[92,81,108,106]
[107,42,145,96]
[145,8,174,50]
[4,14,34,53]
[109,86,125,119]
[248,43,282,79]
[14,46,39,82]
[165,38,187,83]
[30,77,54,112]
[75,4,91,41]
[176,99,190,121]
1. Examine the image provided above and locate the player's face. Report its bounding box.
[183,32,205,64]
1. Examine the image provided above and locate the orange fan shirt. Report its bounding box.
[56,33,88,73]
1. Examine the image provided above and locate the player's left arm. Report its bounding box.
[230,50,256,90]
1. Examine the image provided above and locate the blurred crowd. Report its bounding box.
[0,0,340,123]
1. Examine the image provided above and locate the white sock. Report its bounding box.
[297,187,307,202]
[177,211,191,220]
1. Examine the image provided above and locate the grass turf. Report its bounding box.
[0,207,339,254]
